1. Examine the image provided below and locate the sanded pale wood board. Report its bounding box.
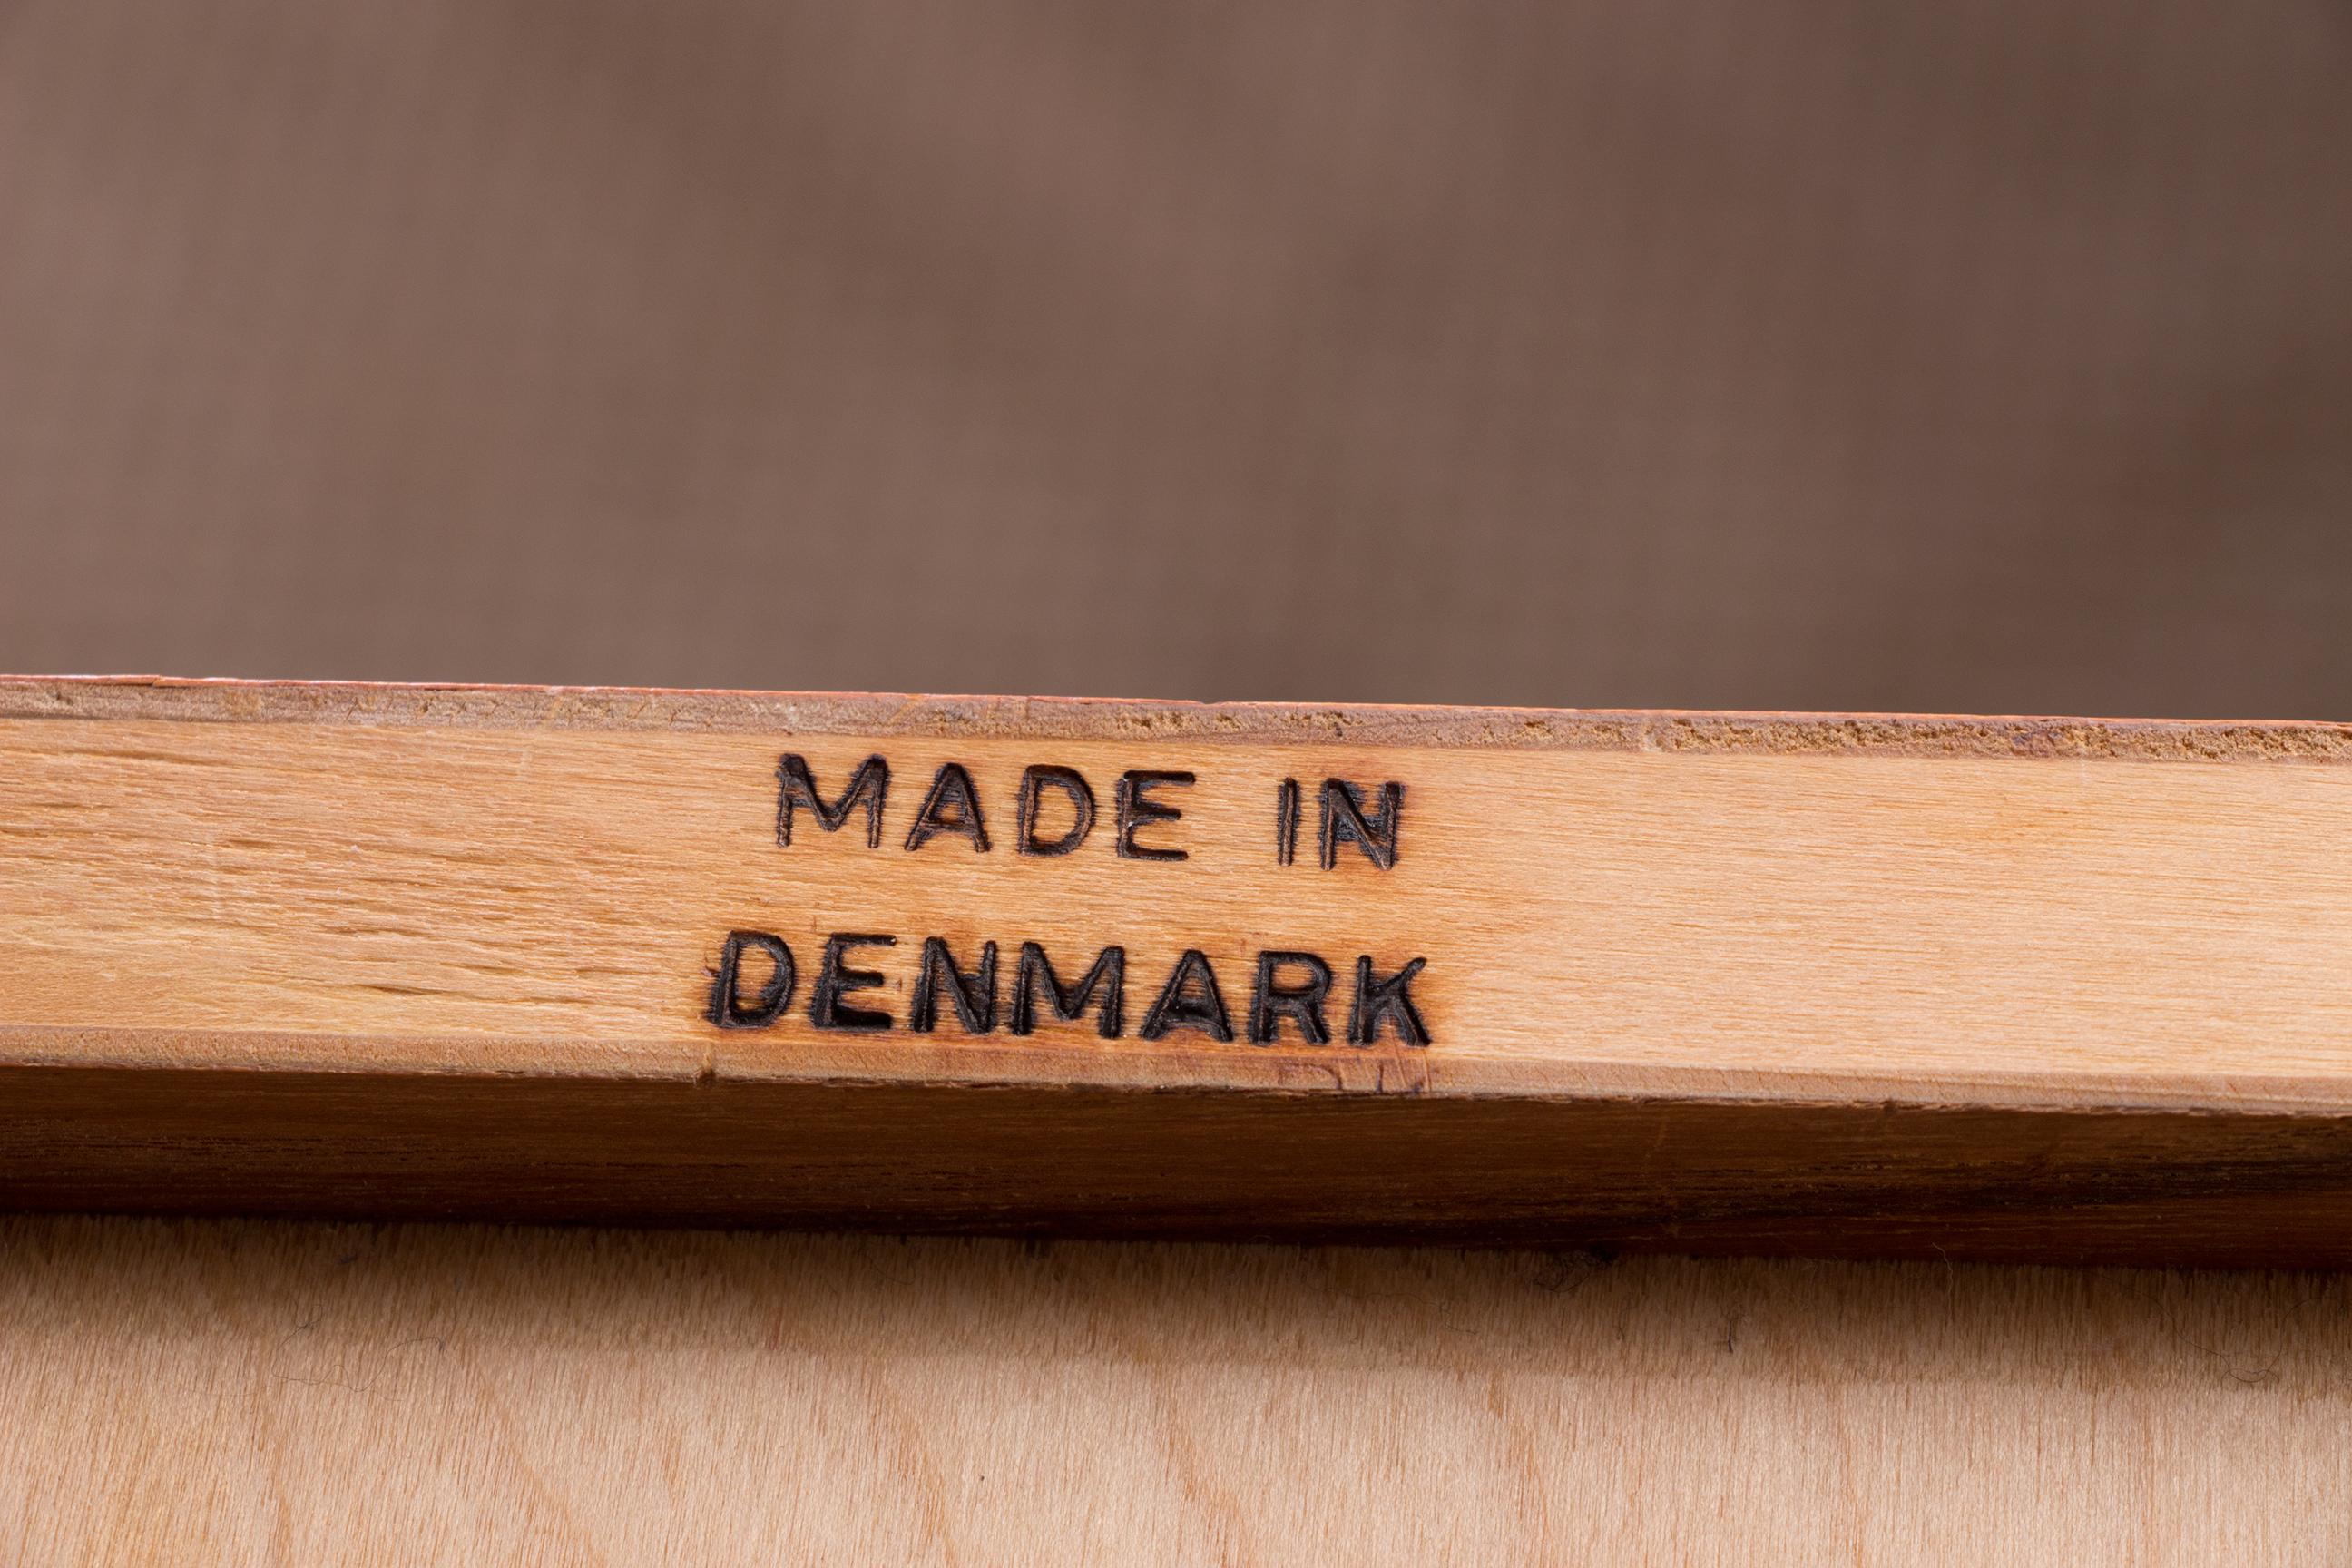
[0,1215,2346,1565]
[5,676,2352,1262]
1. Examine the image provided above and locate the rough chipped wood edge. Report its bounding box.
[5,673,2350,760]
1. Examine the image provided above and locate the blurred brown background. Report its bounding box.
[1,0,2347,716]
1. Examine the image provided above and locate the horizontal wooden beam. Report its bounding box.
[5,676,2352,1264]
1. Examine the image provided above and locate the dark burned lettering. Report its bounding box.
[1275,778,1302,866]
[774,758,1395,870]
[708,930,795,1028]
[1348,956,1430,1045]
[741,753,1430,1047]
[810,933,897,1031]
[1016,765,1097,856]
[1011,943,1125,1037]
[1140,948,1232,1042]
[1318,779,1403,870]
[1249,950,1331,1044]
[1115,770,1193,861]
[905,763,992,853]
[705,931,1428,1049]
[909,936,998,1034]
[777,754,889,848]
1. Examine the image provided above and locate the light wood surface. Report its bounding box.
[0,1213,2346,1565]
[8,676,2352,1260]
[14,677,2352,1107]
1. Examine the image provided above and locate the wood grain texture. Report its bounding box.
[1,1214,2347,1565]
[6,676,2352,1262]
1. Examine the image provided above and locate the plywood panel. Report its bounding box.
[0,1216,2343,1564]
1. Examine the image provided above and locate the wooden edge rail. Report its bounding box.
[4,675,2352,1265]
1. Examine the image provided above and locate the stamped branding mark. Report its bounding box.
[704,755,1428,1049]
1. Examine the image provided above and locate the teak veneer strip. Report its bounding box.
[5,676,2352,1264]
